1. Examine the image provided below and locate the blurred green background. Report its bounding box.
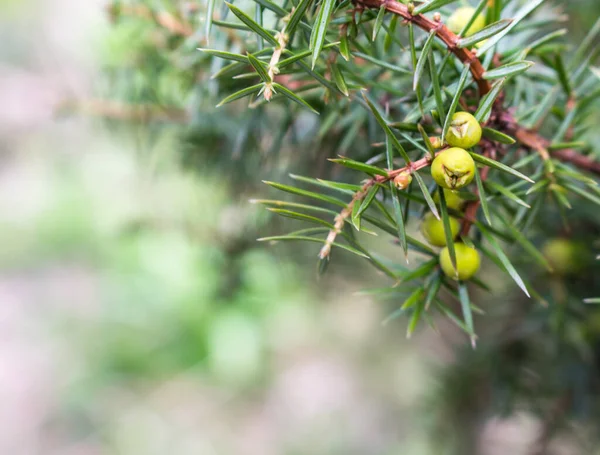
[0,0,599,454]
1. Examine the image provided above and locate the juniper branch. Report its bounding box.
[353,0,492,96]
[319,152,438,259]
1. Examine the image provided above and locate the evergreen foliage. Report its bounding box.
[105,0,600,450]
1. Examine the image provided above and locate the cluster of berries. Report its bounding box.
[421,112,482,281]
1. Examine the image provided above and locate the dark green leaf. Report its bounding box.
[408,23,424,115]
[435,300,476,336]
[413,30,436,90]
[250,199,339,217]
[263,181,347,207]
[361,92,411,164]
[254,0,287,16]
[317,255,330,276]
[384,15,398,52]
[482,127,516,144]
[474,166,492,226]
[340,32,350,61]
[479,227,530,297]
[437,187,457,272]
[414,0,459,14]
[498,215,553,272]
[548,141,586,151]
[289,174,358,194]
[247,53,271,81]
[554,53,571,96]
[205,0,216,43]
[351,52,411,73]
[284,0,313,35]
[400,287,426,311]
[458,282,476,347]
[267,208,335,228]
[485,180,531,208]
[386,139,408,256]
[399,259,438,283]
[459,0,487,36]
[526,29,567,54]
[474,78,506,123]
[310,0,336,69]
[279,42,338,68]
[428,53,445,122]
[570,16,600,70]
[258,235,369,258]
[225,2,278,46]
[483,60,534,79]
[418,124,436,160]
[442,64,471,143]
[406,301,425,338]
[198,48,250,63]
[413,172,440,220]
[216,83,263,107]
[372,5,386,41]
[477,0,545,56]
[457,19,512,49]
[357,185,379,216]
[469,151,534,184]
[329,157,389,176]
[272,82,319,114]
[351,200,362,230]
[564,182,600,206]
[423,274,442,310]
[331,63,349,96]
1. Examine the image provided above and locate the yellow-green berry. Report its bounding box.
[420,213,460,247]
[439,243,481,280]
[447,7,486,37]
[542,238,586,276]
[393,171,412,190]
[445,112,482,149]
[433,188,465,211]
[431,147,475,189]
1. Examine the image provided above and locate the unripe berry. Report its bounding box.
[393,171,412,190]
[542,238,586,276]
[447,7,486,37]
[420,213,460,247]
[439,243,481,280]
[429,136,443,149]
[433,188,464,211]
[431,147,475,189]
[445,112,482,149]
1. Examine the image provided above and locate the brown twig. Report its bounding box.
[108,4,193,36]
[354,0,492,96]
[58,99,189,123]
[512,124,600,176]
[318,153,438,258]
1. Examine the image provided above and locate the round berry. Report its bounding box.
[431,147,475,189]
[393,171,412,190]
[439,243,481,280]
[433,188,465,211]
[445,112,482,149]
[542,238,586,276]
[420,213,460,247]
[447,7,486,37]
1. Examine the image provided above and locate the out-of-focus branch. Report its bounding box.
[514,126,600,176]
[58,99,189,123]
[108,4,193,36]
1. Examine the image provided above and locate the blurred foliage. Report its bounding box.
[50,0,600,452]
